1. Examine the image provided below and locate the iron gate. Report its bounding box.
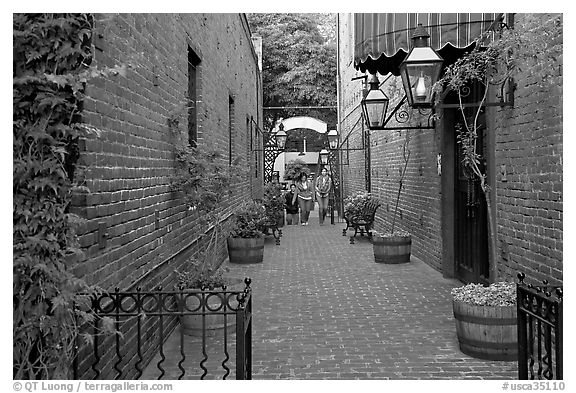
[517,273,563,380]
[73,278,252,380]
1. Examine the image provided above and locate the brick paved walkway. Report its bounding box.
[143,213,518,380]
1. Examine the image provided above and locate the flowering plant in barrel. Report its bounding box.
[451,281,517,361]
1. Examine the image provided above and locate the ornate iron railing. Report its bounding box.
[517,273,562,380]
[73,278,253,380]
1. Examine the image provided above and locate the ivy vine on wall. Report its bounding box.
[13,13,118,379]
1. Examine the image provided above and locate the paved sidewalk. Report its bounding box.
[142,213,518,380]
[222,215,517,380]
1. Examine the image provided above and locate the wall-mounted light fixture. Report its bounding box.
[319,148,329,165]
[252,122,287,152]
[360,74,389,129]
[359,24,443,132]
[399,23,444,108]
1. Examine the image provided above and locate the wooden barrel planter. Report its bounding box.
[373,234,412,264]
[453,300,518,361]
[227,237,264,264]
[181,278,244,337]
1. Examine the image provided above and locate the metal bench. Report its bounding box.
[342,199,381,244]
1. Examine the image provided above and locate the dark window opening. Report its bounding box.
[228,96,234,165]
[188,47,201,147]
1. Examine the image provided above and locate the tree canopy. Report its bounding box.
[247,13,337,148]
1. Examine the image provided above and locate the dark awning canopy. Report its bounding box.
[354,13,500,76]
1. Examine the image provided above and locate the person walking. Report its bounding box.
[315,167,332,225]
[294,172,313,226]
[284,184,299,225]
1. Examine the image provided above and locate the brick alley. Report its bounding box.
[143,214,518,380]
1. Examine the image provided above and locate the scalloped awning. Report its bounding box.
[354,13,500,76]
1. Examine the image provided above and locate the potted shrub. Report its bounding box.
[176,256,245,337]
[372,131,412,263]
[451,281,517,361]
[227,200,267,264]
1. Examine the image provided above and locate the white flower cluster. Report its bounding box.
[451,281,516,306]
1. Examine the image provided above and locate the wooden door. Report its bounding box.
[454,110,489,284]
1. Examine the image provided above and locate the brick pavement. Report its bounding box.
[143,214,518,380]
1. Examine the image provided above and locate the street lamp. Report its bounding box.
[274,123,287,149]
[327,129,338,150]
[360,74,389,129]
[399,23,444,108]
[319,148,329,165]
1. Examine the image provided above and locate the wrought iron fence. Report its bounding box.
[73,278,252,380]
[517,273,562,380]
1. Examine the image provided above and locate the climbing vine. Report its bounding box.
[12,13,121,379]
[433,14,562,277]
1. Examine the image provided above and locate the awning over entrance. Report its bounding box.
[354,13,500,76]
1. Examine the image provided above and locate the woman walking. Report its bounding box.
[294,172,313,226]
[315,167,332,225]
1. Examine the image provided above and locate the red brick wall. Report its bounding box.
[338,13,562,284]
[369,125,443,270]
[71,13,263,291]
[492,14,563,285]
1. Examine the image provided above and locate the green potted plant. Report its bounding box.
[372,130,412,263]
[227,200,267,264]
[451,281,517,361]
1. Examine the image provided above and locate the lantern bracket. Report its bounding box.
[367,93,436,131]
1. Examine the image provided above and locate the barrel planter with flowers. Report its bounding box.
[372,231,412,264]
[451,282,517,361]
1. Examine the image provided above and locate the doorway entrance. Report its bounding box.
[453,108,489,284]
[441,84,491,284]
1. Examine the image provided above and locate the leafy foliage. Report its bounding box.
[12,13,113,379]
[171,145,244,221]
[435,14,562,98]
[434,14,562,279]
[343,191,372,221]
[262,182,284,224]
[283,159,309,181]
[247,13,337,130]
[229,201,267,239]
[176,259,231,290]
[168,106,248,287]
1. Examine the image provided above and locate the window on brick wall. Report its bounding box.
[251,116,259,179]
[228,95,235,165]
[187,47,201,147]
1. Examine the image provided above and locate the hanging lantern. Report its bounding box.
[361,74,389,130]
[319,149,329,165]
[399,23,444,108]
[275,123,287,149]
[327,129,339,150]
